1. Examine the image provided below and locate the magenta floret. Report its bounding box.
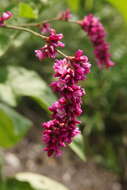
[35,30,64,60]
[0,11,13,26]
[58,9,72,21]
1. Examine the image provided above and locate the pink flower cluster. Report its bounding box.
[58,9,72,21]
[35,30,64,60]
[40,23,52,34]
[0,11,13,26]
[79,14,115,68]
[42,50,91,156]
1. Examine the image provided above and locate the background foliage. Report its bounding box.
[0,0,127,189]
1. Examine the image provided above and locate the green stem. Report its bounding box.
[57,49,68,58]
[18,17,59,27]
[5,25,48,40]
[18,18,78,27]
[3,24,69,58]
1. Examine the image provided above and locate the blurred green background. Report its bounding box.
[0,0,127,190]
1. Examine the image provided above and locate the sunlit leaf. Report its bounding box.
[19,2,38,19]
[16,172,69,190]
[66,0,79,11]
[107,0,127,22]
[85,0,93,11]
[0,84,16,107]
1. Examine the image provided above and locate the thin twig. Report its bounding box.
[18,17,59,27]
[3,24,68,58]
[18,18,78,27]
[5,25,48,40]
[57,49,68,58]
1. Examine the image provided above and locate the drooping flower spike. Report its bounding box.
[78,14,115,68]
[0,11,13,26]
[42,50,91,157]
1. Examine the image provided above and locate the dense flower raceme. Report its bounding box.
[35,29,64,60]
[42,50,91,156]
[78,14,115,68]
[0,11,13,26]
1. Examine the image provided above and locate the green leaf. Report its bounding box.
[0,66,56,112]
[66,0,79,11]
[0,29,30,57]
[0,172,69,190]
[7,66,56,111]
[0,178,35,190]
[107,0,127,22]
[69,134,86,161]
[19,2,38,19]
[82,113,104,135]
[0,29,18,57]
[0,103,32,148]
[101,142,121,173]
[16,172,69,190]
[85,0,93,11]
[0,32,10,56]
[0,84,17,107]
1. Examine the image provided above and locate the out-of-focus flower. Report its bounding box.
[0,11,13,26]
[78,14,115,68]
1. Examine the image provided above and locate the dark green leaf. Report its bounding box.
[0,178,35,190]
[0,29,18,57]
[0,103,32,148]
[69,134,86,161]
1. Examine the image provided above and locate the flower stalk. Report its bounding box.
[5,24,48,40]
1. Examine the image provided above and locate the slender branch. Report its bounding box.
[4,24,48,40]
[18,17,59,27]
[3,24,68,58]
[68,20,78,24]
[57,49,68,58]
[18,18,78,27]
